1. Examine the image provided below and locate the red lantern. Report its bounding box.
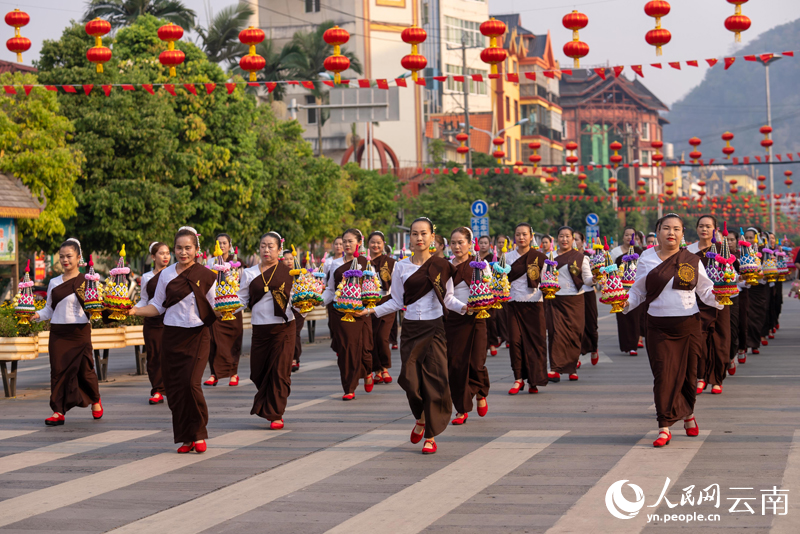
[651,140,664,165]
[725,0,751,43]
[609,141,623,167]
[322,26,350,84]
[644,1,671,56]
[239,26,266,82]
[5,9,30,64]
[608,186,618,194]
[492,137,505,164]
[492,150,506,160]
[158,23,185,77]
[401,26,427,82]
[760,125,773,152]
[785,170,793,189]
[565,141,579,168]
[721,131,735,158]
[562,10,589,68]
[456,132,469,157]
[480,18,507,75]
[85,18,112,73]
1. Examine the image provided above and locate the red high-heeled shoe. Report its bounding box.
[684,416,699,437]
[177,442,195,453]
[291,360,299,372]
[711,385,722,394]
[364,375,374,393]
[568,373,578,381]
[738,351,747,364]
[630,350,638,356]
[591,352,599,365]
[342,393,355,401]
[577,360,582,369]
[422,439,437,454]
[752,349,760,354]
[45,413,65,426]
[410,421,425,444]
[194,440,207,453]
[204,376,218,386]
[761,339,769,346]
[768,334,775,339]
[696,380,706,395]
[149,392,164,405]
[374,373,384,384]
[92,399,103,420]
[391,344,398,350]
[382,371,393,384]
[489,346,498,356]
[270,419,284,430]
[653,430,671,447]
[451,413,468,425]
[477,398,488,416]
[638,341,644,348]
[528,386,538,394]
[547,372,561,383]
[508,380,524,395]
[229,375,239,387]
[728,363,736,376]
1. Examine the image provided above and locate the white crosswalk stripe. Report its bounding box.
[234,359,338,388]
[770,429,799,533]
[111,429,408,534]
[0,430,284,529]
[0,430,37,441]
[579,351,614,365]
[326,430,568,534]
[0,430,158,476]
[546,430,711,534]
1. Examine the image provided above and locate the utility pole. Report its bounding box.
[461,33,472,169]
[761,56,782,234]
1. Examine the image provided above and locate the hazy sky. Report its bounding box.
[4,0,800,107]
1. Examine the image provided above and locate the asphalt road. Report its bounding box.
[0,295,798,533]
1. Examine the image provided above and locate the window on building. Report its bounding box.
[641,122,650,140]
[507,136,511,160]
[641,150,650,165]
[422,2,429,25]
[505,97,510,122]
[305,0,320,13]
[514,100,519,124]
[305,95,317,124]
[516,139,520,163]
[444,17,483,47]
[445,64,487,95]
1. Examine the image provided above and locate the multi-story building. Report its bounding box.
[561,70,668,193]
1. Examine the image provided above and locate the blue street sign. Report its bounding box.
[586,225,600,241]
[471,200,489,218]
[471,217,490,239]
[586,213,599,226]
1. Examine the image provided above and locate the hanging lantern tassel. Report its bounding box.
[760,125,773,153]
[565,142,579,172]
[158,23,185,78]
[492,137,505,164]
[5,9,30,64]
[456,132,469,159]
[480,18,507,75]
[562,10,589,68]
[651,140,664,166]
[85,18,112,73]
[400,26,427,82]
[688,136,702,164]
[721,131,735,159]
[725,0,751,43]
[528,141,541,169]
[239,26,266,82]
[785,170,793,189]
[323,26,351,84]
[644,1,671,56]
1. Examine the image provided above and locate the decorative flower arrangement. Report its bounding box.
[540,252,561,300]
[13,259,36,325]
[360,255,382,309]
[84,255,104,320]
[212,240,242,321]
[599,262,627,313]
[291,247,322,313]
[489,240,511,308]
[334,253,364,322]
[712,224,739,305]
[761,241,779,283]
[737,228,761,284]
[467,240,495,317]
[620,238,639,290]
[776,240,790,282]
[104,245,134,320]
[311,253,327,296]
[589,237,606,277]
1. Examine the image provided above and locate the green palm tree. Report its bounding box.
[290,21,363,157]
[196,3,253,65]
[241,39,305,101]
[83,0,197,30]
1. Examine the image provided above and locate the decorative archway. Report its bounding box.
[340,139,400,175]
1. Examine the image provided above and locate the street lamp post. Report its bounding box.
[759,55,782,233]
[459,119,529,164]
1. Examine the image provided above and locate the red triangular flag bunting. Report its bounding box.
[471,74,483,82]
[783,51,795,57]
[300,81,314,89]
[593,68,606,80]
[706,58,718,67]
[760,53,774,63]
[669,62,681,70]
[102,85,112,96]
[23,85,33,96]
[82,84,93,95]
[225,83,236,94]
[323,80,334,87]
[744,55,757,61]
[755,155,762,162]
[724,57,736,69]
[376,79,389,89]
[631,65,644,77]
[395,77,407,87]
[650,63,662,69]
[453,75,464,82]
[122,84,135,91]
[488,73,501,79]
[543,71,555,79]
[613,66,624,77]
[287,81,299,86]
[776,154,782,162]
[204,83,216,94]
[788,153,794,161]
[358,79,370,88]
[265,82,277,93]
[561,69,572,75]
[416,77,426,86]
[506,73,519,83]
[3,85,15,95]
[686,60,699,67]
[433,76,447,82]
[142,84,154,95]
[63,85,77,93]
[44,85,57,91]
[164,84,176,96]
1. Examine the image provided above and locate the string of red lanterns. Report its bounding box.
[492,137,505,163]
[562,10,589,68]
[5,9,30,64]
[479,18,507,75]
[157,23,185,78]
[722,131,735,158]
[456,133,469,159]
[400,26,427,82]
[323,26,350,84]
[528,141,541,169]
[239,26,266,82]
[565,141,579,171]
[725,0,751,43]
[760,125,773,153]
[644,1,671,56]
[85,18,111,74]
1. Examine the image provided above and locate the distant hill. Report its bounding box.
[663,18,800,192]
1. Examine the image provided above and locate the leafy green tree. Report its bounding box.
[248,39,304,101]
[405,165,485,234]
[345,164,399,234]
[83,0,197,29]
[0,72,83,250]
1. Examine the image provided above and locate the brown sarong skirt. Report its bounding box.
[616,304,641,352]
[445,312,490,414]
[645,313,701,427]
[250,322,295,421]
[49,323,101,415]
[335,311,373,394]
[581,289,599,355]
[704,304,731,386]
[292,309,304,363]
[208,312,243,379]
[398,318,452,439]
[327,303,342,355]
[162,325,210,444]
[737,287,748,352]
[487,305,508,348]
[371,298,394,372]
[507,301,548,387]
[547,294,585,375]
[747,283,768,348]
[143,320,165,396]
[729,295,740,361]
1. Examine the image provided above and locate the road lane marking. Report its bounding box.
[770,429,799,534]
[0,430,284,529]
[111,430,408,534]
[0,430,37,441]
[235,359,338,388]
[326,430,568,534]
[286,393,341,411]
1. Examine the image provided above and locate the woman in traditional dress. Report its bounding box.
[505,224,548,394]
[744,227,769,354]
[432,233,447,259]
[479,235,501,357]
[131,226,217,453]
[204,233,243,387]
[322,229,373,400]
[136,241,171,405]
[540,235,553,255]
[359,218,458,454]
[445,227,490,425]
[324,236,345,356]
[767,232,781,338]
[546,227,594,382]
[280,250,305,372]
[34,239,103,426]
[686,216,729,394]
[575,231,599,365]
[725,229,747,374]
[368,231,396,385]
[624,213,721,447]
[238,232,296,430]
[615,227,644,356]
